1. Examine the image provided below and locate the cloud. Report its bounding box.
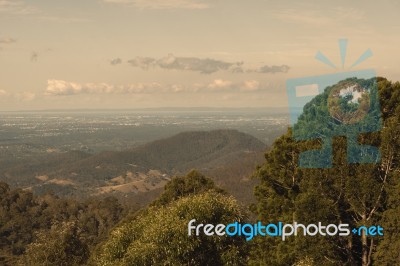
[102,0,209,10]
[110,58,123,65]
[0,89,8,96]
[166,56,232,74]
[127,57,156,69]
[0,89,36,102]
[0,0,38,15]
[45,80,164,96]
[127,54,243,74]
[45,79,265,96]
[206,79,233,90]
[236,64,290,74]
[203,79,261,92]
[241,80,260,91]
[0,37,16,44]
[157,54,235,74]
[125,54,289,74]
[256,65,290,74]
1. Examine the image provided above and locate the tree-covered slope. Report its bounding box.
[251,77,400,266]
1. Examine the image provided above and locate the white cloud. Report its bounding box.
[241,80,260,92]
[46,80,165,96]
[45,79,266,96]
[206,79,233,90]
[203,79,262,93]
[103,0,209,10]
[46,80,84,96]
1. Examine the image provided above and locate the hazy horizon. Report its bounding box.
[0,106,291,112]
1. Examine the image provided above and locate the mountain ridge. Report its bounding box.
[1,129,266,205]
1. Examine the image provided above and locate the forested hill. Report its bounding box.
[1,129,265,204]
[80,129,265,173]
[252,77,400,266]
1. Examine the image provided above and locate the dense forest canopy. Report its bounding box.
[0,183,127,265]
[252,77,400,266]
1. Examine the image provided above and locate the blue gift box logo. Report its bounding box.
[286,40,382,168]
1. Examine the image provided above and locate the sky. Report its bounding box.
[0,0,399,110]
